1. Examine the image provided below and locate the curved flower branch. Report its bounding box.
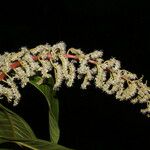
[0,42,150,116]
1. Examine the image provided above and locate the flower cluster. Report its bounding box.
[0,42,150,116]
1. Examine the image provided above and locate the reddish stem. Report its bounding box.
[0,53,96,81]
[64,54,79,60]
[0,72,5,80]
[10,61,21,69]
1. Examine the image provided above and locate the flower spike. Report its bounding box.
[0,42,150,116]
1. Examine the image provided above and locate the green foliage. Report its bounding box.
[0,76,73,150]
[29,76,60,143]
[0,103,36,141]
[0,137,73,150]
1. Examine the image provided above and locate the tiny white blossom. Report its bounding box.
[53,63,64,90]
[58,54,70,79]
[13,67,29,88]
[38,59,52,78]
[0,42,150,117]
[89,50,103,59]
[66,61,76,87]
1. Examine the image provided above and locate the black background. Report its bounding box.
[0,1,150,150]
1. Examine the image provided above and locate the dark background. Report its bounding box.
[0,1,150,150]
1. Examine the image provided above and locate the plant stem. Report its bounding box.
[0,52,96,81]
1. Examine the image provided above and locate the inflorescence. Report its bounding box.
[0,42,150,116]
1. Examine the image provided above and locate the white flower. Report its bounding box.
[0,52,12,73]
[52,42,66,54]
[38,59,52,78]
[81,70,93,89]
[95,62,107,89]
[21,48,40,75]
[5,78,21,106]
[0,78,21,105]
[66,61,76,87]
[52,63,64,90]
[89,50,103,59]
[13,67,29,88]
[0,42,150,117]
[0,84,14,102]
[30,45,49,55]
[58,54,70,79]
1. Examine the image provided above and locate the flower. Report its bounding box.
[0,42,150,116]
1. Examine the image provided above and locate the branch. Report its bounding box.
[0,42,150,116]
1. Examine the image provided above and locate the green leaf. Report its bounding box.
[0,77,74,150]
[29,76,60,143]
[0,103,36,143]
[0,137,74,150]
